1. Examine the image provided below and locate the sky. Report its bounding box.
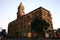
[0,0,60,32]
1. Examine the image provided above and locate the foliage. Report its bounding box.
[31,16,49,32]
[57,28,60,33]
[0,29,6,37]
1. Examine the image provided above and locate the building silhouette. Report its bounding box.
[8,2,53,38]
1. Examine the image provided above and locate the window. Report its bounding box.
[28,22,30,25]
[46,13,47,16]
[27,32,31,38]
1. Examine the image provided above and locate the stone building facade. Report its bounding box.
[8,2,53,38]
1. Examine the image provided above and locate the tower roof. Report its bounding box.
[17,2,25,19]
[18,2,24,9]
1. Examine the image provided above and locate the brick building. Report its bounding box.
[8,2,53,38]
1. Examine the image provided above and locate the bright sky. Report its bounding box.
[0,0,60,32]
